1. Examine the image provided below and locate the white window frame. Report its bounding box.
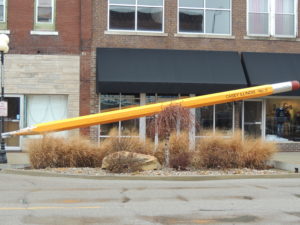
[0,0,6,23]
[177,0,232,36]
[247,0,298,38]
[107,0,165,33]
[35,0,55,24]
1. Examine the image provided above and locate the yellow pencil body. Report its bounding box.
[3,81,299,137]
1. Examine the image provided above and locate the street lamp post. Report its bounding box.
[0,34,9,164]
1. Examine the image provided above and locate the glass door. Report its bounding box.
[243,100,263,138]
[4,95,23,151]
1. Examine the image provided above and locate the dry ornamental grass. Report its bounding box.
[192,130,278,169]
[27,135,104,169]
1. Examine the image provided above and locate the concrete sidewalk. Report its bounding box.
[0,151,300,173]
[0,152,30,169]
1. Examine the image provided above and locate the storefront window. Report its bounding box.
[195,105,213,135]
[196,103,233,136]
[100,94,140,137]
[99,94,120,136]
[121,94,140,135]
[266,98,300,142]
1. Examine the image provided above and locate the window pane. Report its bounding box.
[138,0,163,6]
[196,106,213,135]
[0,6,3,21]
[0,0,4,5]
[206,0,230,9]
[110,0,136,5]
[249,0,268,13]
[38,7,52,22]
[179,0,204,8]
[100,94,120,136]
[38,0,52,7]
[179,9,203,32]
[137,7,163,31]
[109,6,135,30]
[275,0,294,14]
[205,10,230,34]
[26,95,68,138]
[215,103,233,134]
[248,13,269,35]
[121,95,140,136]
[275,14,294,36]
[266,99,300,142]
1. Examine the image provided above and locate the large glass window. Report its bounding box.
[0,0,5,22]
[100,94,140,137]
[35,0,55,31]
[178,0,231,35]
[0,0,7,30]
[109,0,164,32]
[266,98,300,142]
[196,103,234,136]
[248,0,297,37]
[26,95,68,136]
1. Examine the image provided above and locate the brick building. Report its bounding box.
[3,0,84,150]
[87,0,300,151]
[4,0,300,151]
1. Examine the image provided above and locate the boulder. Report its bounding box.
[102,151,161,173]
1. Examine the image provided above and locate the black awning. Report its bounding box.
[242,52,300,96]
[96,48,247,94]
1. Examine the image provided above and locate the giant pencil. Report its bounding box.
[2,81,300,137]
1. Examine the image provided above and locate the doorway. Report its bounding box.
[243,100,264,138]
[4,95,23,151]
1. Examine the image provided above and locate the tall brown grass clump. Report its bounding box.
[100,128,154,156]
[192,130,278,169]
[27,135,104,169]
[168,132,191,170]
[242,137,278,169]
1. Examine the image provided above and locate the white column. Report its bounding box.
[139,93,146,141]
[189,94,196,150]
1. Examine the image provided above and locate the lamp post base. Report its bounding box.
[0,150,7,164]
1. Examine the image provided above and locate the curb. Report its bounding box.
[0,164,31,170]
[1,168,300,181]
[267,160,300,173]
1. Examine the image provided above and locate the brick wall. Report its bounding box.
[8,0,81,54]
[92,0,300,52]
[87,0,300,143]
[5,54,80,120]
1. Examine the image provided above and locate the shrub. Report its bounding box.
[147,105,194,140]
[242,137,278,169]
[168,132,191,170]
[192,130,278,169]
[27,135,104,169]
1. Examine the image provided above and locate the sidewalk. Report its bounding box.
[0,152,30,169]
[269,152,300,173]
[1,151,300,173]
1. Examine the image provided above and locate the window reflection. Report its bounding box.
[266,99,300,142]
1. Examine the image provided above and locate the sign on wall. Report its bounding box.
[0,101,7,117]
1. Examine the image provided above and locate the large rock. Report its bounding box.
[102,151,161,173]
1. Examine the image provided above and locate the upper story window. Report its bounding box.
[247,0,297,37]
[34,0,56,31]
[0,0,5,22]
[0,0,7,30]
[108,0,164,32]
[178,0,231,35]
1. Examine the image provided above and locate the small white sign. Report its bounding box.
[0,101,7,117]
